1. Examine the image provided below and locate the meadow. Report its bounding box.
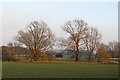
[2,62,118,78]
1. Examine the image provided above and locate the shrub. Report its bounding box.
[56,53,63,58]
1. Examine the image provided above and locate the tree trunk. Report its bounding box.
[88,52,93,62]
[75,51,79,61]
[88,56,91,62]
[75,43,79,62]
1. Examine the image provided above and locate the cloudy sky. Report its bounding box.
[1,2,118,45]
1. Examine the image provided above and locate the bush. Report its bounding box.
[10,57,22,62]
[71,55,75,58]
[56,53,63,58]
[2,46,22,62]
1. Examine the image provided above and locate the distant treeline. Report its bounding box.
[1,41,119,62]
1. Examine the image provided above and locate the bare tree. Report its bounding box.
[7,42,14,56]
[97,43,112,62]
[15,21,54,61]
[83,27,101,62]
[107,41,119,58]
[62,19,88,61]
[108,41,118,50]
[57,37,75,51]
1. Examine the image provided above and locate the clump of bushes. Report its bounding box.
[2,46,22,62]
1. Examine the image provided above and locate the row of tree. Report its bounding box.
[4,19,119,62]
[58,19,119,62]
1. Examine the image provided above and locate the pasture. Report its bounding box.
[2,62,118,78]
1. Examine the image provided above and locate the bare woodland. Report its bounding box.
[2,19,119,62]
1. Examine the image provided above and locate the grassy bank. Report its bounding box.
[2,62,118,78]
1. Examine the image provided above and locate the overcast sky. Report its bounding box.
[1,2,118,45]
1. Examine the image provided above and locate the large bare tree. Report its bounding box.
[84,27,101,62]
[15,21,54,61]
[62,19,88,61]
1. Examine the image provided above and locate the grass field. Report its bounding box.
[2,62,118,78]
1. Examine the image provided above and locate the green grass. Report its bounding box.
[56,57,101,62]
[2,62,118,78]
[56,58,74,61]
